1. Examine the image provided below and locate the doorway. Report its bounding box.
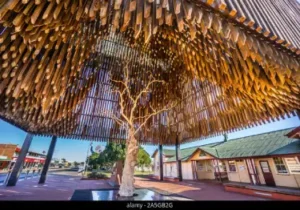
[259,161,276,187]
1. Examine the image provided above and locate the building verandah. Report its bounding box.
[152,128,300,190]
[152,145,228,182]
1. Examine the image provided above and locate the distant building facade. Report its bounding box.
[0,144,46,170]
[0,144,17,170]
[135,166,152,172]
[152,128,300,189]
[50,158,71,168]
[152,144,227,181]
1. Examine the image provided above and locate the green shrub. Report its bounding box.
[87,172,108,179]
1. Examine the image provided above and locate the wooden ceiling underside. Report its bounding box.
[0,0,299,145]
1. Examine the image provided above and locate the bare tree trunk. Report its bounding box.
[118,130,139,197]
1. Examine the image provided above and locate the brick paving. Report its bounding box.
[135,177,268,200]
[0,172,267,200]
[0,173,111,200]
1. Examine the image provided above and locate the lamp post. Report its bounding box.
[83,142,92,177]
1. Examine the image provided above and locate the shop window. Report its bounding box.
[273,157,288,174]
[197,162,206,171]
[228,161,236,172]
[206,161,213,172]
[284,157,300,174]
[197,161,215,172]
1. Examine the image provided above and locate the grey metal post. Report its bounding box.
[39,136,57,184]
[6,133,33,186]
[175,135,183,181]
[159,144,163,181]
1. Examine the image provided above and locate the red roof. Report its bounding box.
[286,127,300,139]
[13,156,45,164]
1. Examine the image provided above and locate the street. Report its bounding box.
[0,171,40,184]
[0,168,78,185]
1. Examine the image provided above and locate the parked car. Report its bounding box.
[69,167,79,171]
[78,166,84,173]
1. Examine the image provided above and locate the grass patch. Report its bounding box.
[87,172,108,179]
[82,170,153,178]
[83,170,112,178]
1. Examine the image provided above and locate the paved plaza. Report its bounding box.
[134,177,268,200]
[0,171,267,200]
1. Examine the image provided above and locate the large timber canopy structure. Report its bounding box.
[0,0,299,145]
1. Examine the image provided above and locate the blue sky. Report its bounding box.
[0,116,299,162]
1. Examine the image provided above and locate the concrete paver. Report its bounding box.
[135,177,268,200]
[0,172,267,200]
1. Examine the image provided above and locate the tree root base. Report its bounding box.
[117,193,138,200]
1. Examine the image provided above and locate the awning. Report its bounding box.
[0,158,11,162]
[12,157,45,164]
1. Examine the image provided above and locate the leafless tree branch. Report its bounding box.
[108,61,178,138]
[133,101,178,136]
[98,109,126,128]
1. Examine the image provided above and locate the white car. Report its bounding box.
[78,167,84,173]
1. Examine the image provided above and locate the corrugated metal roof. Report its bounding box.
[165,147,198,162]
[151,148,176,158]
[214,128,297,158]
[269,141,300,155]
[163,127,299,161]
[165,143,220,162]
[163,149,176,157]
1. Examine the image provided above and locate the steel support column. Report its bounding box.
[176,135,183,181]
[39,136,57,184]
[159,144,163,181]
[6,133,33,186]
